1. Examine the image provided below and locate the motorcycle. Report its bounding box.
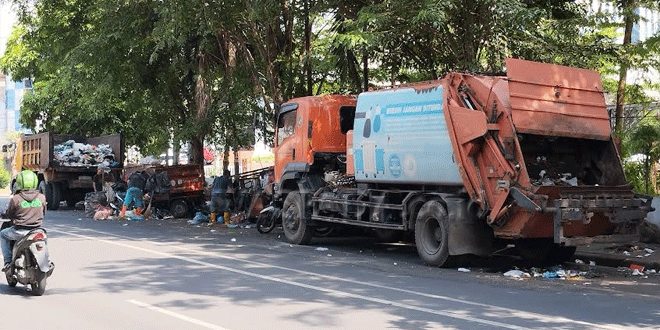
[1,216,54,296]
[256,205,282,234]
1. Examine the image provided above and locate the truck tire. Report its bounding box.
[11,181,18,195]
[51,182,61,210]
[282,191,313,245]
[39,181,60,210]
[170,199,189,218]
[415,200,450,267]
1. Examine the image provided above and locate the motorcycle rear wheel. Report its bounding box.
[30,270,47,296]
[256,212,276,234]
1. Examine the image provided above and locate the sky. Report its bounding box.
[0,3,17,55]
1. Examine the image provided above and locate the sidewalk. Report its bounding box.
[574,241,660,271]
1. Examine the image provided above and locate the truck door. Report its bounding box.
[274,103,306,182]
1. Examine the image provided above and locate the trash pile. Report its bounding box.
[529,156,582,186]
[54,140,116,167]
[620,263,658,277]
[533,169,579,187]
[501,265,599,280]
[187,211,251,228]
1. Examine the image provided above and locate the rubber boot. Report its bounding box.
[119,205,127,217]
[210,213,217,223]
[135,207,143,216]
[224,212,230,225]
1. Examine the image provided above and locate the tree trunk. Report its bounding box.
[223,146,230,172]
[362,53,369,92]
[304,0,312,96]
[615,0,635,137]
[189,136,205,176]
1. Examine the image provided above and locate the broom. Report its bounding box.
[143,191,154,219]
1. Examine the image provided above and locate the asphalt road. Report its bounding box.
[1,196,660,329]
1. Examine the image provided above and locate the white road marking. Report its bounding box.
[52,226,617,329]
[128,299,231,330]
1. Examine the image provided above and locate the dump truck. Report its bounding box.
[11,132,124,210]
[270,58,653,266]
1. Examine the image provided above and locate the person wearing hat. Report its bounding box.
[1,170,47,272]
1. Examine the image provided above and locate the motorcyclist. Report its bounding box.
[1,170,46,272]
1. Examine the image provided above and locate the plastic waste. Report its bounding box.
[188,212,210,224]
[504,270,525,278]
[543,271,559,278]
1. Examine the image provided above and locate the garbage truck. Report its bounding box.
[10,132,124,210]
[269,58,653,266]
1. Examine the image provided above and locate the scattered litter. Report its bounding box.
[231,238,237,242]
[327,254,332,257]
[77,218,82,221]
[315,247,329,251]
[636,255,644,258]
[649,269,657,274]
[575,259,584,264]
[644,254,651,257]
[122,224,128,226]
[543,271,559,278]
[127,214,144,221]
[394,263,398,266]
[630,263,645,272]
[227,224,238,228]
[623,251,631,256]
[589,261,596,266]
[645,248,654,254]
[504,270,525,278]
[210,230,216,233]
[458,268,471,273]
[632,269,644,276]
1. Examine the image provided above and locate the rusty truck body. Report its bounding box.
[13,132,124,210]
[271,58,652,266]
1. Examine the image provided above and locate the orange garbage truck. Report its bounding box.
[270,58,652,266]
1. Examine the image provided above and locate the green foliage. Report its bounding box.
[623,160,648,194]
[623,117,660,195]
[0,164,9,189]
[1,0,659,175]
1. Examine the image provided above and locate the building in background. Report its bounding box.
[0,73,32,141]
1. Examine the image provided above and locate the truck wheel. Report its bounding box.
[39,181,60,210]
[11,181,18,195]
[50,182,61,210]
[170,199,189,218]
[415,200,450,267]
[282,191,313,245]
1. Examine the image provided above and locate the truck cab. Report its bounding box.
[273,95,357,199]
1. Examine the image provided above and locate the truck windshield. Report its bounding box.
[277,110,297,146]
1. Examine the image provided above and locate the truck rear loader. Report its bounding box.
[271,58,652,266]
[12,132,124,210]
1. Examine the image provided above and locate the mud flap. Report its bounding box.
[445,196,493,256]
[29,243,52,273]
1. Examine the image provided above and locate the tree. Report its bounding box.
[625,118,660,194]
[595,0,660,137]
[1,0,269,174]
